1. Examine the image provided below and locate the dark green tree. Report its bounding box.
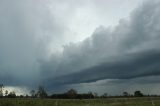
[123,92,129,97]
[66,89,77,99]
[0,84,4,97]
[37,86,47,98]
[5,90,8,97]
[8,91,16,98]
[88,91,94,99]
[30,90,36,97]
[134,91,143,97]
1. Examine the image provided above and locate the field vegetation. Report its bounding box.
[0,97,160,106]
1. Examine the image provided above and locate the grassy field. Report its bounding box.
[0,97,160,106]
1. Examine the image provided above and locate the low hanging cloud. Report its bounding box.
[1,0,160,94]
[49,50,160,85]
[42,0,160,88]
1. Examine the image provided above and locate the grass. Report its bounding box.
[0,97,160,106]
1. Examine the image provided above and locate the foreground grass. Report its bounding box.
[0,97,160,106]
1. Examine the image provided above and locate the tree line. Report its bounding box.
[0,84,158,99]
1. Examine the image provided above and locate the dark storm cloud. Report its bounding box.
[1,0,160,94]
[46,50,160,85]
[42,0,160,88]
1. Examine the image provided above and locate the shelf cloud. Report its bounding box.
[0,0,160,94]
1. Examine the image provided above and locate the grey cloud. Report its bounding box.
[46,50,160,85]
[1,0,160,95]
[42,0,160,89]
[0,0,68,87]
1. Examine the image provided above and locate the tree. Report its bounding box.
[20,95,24,98]
[30,90,36,97]
[0,84,4,97]
[37,86,47,98]
[5,90,8,97]
[134,91,143,97]
[102,93,108,98]
[123,92,129,97]
[8,91,16,98]
[88,91,94,99]
[66,89,77,99]
[25,94,29,98]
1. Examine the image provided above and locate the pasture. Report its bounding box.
[0,97,160,106]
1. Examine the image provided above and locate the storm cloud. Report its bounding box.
[42,0,160,93]
[49,50,160,84]
[0,0,67,87]
[0,0,160,94]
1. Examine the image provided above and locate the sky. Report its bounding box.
[1,0,160,95]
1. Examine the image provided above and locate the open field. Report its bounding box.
[0,97,160,106]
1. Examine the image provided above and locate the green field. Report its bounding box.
[0,97,159,106]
